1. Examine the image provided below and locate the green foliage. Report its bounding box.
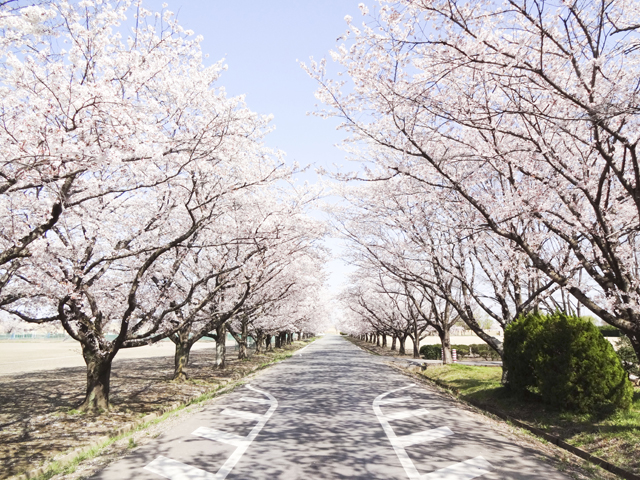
[469,344,502,361]
[420,344,442,360]
[598,325,622,337]
[451,344,470,358]
[616,335,639,376]
[504,312,633,413]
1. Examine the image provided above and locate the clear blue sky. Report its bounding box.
[145,0,363,294]
[146,0,362,176]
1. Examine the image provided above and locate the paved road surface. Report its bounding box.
[92,335,570,480]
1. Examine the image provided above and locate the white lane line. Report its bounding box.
[240,396,271,405]
[377,395,412,405]
[191,427,246,447]
[220,408,263,421]
[386,408,430,421]
[294,343,312,355]
[399,427,453,448]
[145,456,215,480]
[420,456,492,480]
[145,385,277,480]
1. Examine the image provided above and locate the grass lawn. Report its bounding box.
[422,364,640,475]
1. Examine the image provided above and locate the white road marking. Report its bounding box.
[220,408,263,421]
[385,408,430,421]
[373,385,493,480]
[145,385,277,480]
[191,427,246,447]
[240,396,271,405]
[377,395,412,405]
[399,427,453,448]
[421,456,493,480]
[145,456,215,480]
[294,343,312,355]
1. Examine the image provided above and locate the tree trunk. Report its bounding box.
[391,335,397,351]
[376,334,381,347]
[255,332,265,354]
[173,339,193,381]
[440,327,452,364]
[265,335,273,351]
[412,321,421,358]
[215,322,227,369]
[398,335,406,355]
[275,333,281,348]
[382,334,387,347]
[79,347,113,413]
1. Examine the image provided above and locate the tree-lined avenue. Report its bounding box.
[92,335,571,480]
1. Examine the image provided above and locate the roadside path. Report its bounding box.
[92,335,570,479]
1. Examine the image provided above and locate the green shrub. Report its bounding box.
[420,344,441,360]
[598,325,622,337]
[616,334,639,376]
[504,312,633,413]
[451,344,470,358]
[469,344,502,361]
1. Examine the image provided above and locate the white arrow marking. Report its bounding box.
[421,456,493,480]
[399,427,453,448]
[221,408,263,421]
[373,385,493,480]
[386,408,430,421]
[377,395,412,405]
[145,456,215,480]
[191,427,246,447]
[240,396,271,405]
[145,385,277,480]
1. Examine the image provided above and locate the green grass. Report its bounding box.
[422,364,640,474]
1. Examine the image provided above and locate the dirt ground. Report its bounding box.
[0,342,307,480]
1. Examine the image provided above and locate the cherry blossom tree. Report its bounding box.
[308,0,640,356]
[0,0,288,412]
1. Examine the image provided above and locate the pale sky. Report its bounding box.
[144,0,364,294]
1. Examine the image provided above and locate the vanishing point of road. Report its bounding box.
[92,334,571,480]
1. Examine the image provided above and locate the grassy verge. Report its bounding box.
[422,363,640,476]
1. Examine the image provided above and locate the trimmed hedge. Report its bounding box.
[420,344,441,360]
[504,312,633,413]
[420,343,500,361]
[598,325,622,337]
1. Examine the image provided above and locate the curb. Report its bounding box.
[8,343,311,480]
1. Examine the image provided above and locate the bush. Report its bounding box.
[420,344,441,360]
[504,312,633,413]
[469,344,502,361]
[598,325,622,337]
[451,344,470,358]
[616,334,640,377]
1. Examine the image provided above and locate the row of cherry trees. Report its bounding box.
[310,0,640,363]
[0,0,328,412]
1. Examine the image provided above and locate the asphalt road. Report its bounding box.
[92,334,571,480]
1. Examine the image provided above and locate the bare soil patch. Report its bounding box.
[0,342,308,479]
